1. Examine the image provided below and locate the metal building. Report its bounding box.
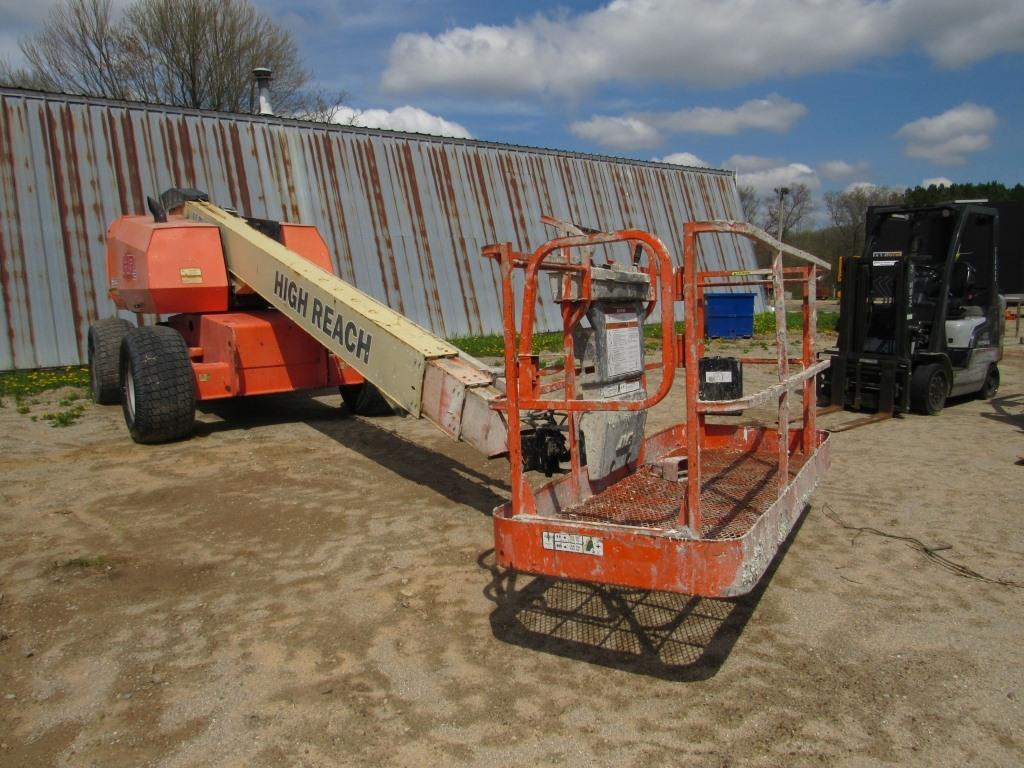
[0,87,760,370]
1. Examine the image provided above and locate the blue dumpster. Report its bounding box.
[705,292,756,338]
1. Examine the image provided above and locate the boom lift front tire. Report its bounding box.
[120,326,196,443]
[910,363,948,415]
[88,318,133,404]
[340,382,394,416]
[977,365,1000,400]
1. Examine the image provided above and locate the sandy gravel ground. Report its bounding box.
[1,341,1022,767]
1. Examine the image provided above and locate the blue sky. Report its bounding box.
[3,0,1023,205]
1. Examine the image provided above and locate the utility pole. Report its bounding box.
[772,186,790,306]
[775,186,790,243]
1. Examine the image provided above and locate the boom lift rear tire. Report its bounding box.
[977,365,1000,400]
[910,363,948,415]
[120,326,196,443]
[88,318,133,404]
[339,382,394,416]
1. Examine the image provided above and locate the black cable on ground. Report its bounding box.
[822,503,1024,589]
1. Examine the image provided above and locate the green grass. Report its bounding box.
[0,366,90,397]
[754,310,838,335]
[449,331,566,358]
[644,321,687,340]
[0,369,90,424]
[449,312,837,356]
[41,404,86,428]
[51,555,111,570]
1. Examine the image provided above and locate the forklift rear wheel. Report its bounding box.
[977,365,1000,400]
[88,318,133,404]
[339,382,394,416]
[119,326,196,444]
[910,363,947,415]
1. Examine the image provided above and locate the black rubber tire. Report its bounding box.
[88,318,133,404]
[339,382,394,416]
[815,371,827,407]
[910,363,948,415]
[977,365,1000,400]
[120,326,196,444]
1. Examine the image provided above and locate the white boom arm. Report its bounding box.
[184,200,507,457]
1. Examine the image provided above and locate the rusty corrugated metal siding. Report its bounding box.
[0,87,761,370]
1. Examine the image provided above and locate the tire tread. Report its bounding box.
[909,363,946,416]
[89,318,132,404]
[340,382,394,416]
[120,326,195,443]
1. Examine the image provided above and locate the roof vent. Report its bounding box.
[253,67,273,116]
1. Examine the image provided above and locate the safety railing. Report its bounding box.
[680,220,830,533]
[484,227,679,519]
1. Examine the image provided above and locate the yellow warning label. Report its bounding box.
[180,267,203,284]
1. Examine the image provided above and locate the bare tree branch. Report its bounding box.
[19,0,133,98]
[123,0,311,113]
[12,0,341,120]
[0,57,51,89]
[761,183,814,239]
[298,91,354,124]
[824,186,905,257]
[737,184,761,225]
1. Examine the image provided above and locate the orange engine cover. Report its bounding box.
[168,310,362,400]
[280,224,334,272]
[106,215,229,314]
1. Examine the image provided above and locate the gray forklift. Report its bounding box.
[820,202,1005,415]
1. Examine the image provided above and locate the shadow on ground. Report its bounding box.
[980,393,1024,431]
[196,390,808,680]
[479,509,808,681]
[195,390,508,514]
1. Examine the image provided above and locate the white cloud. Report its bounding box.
[821,160,869,180]
[381,0,1024,95]
[569,115,661,150]
[331,105,472,139]
[725,154,782,174]
[654,152,709,168]
[571,95,804,150]
[844,181,878,193]
[896,102,996,164]
[737,162,820,197]
[651,95,806,135]
[922,177,954,187]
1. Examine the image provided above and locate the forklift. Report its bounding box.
[820,202,1005,415]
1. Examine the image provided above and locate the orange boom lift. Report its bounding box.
[94,188,830,598]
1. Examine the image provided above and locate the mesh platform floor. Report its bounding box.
[549,448,809,540]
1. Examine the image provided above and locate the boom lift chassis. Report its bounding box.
[97,191,831,599]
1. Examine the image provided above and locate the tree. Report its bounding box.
[823,185,904,259]
[19,0,133,99]
[123,0,310,114]
[0,57,51,90]
[738,184,814,268]
[763,183,814,239]
[903,181,1024,207]
[9,0,332,117]
[737,184,760,225]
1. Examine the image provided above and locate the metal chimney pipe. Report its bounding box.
[253,67,273,116]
